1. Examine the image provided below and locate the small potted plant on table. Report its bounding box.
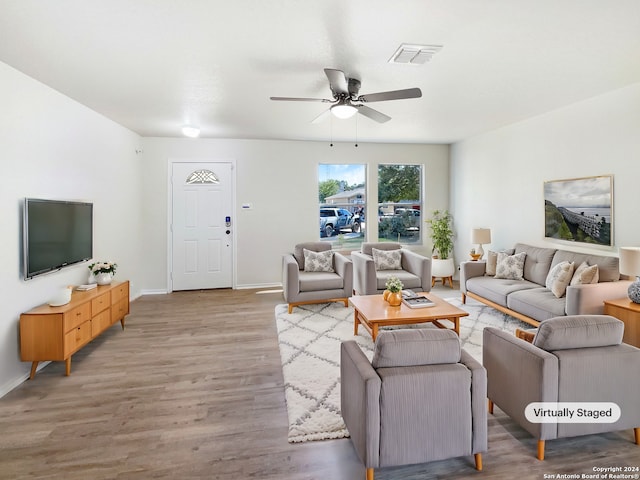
[384,276,404,306]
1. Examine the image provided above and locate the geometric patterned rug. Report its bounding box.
[275,296,531,443]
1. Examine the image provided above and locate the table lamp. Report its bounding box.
[471,228,492,259]
[619,247,640,303]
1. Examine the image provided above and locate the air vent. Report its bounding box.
[389,44,443,65]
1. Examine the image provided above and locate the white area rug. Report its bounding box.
[275,297,531,443]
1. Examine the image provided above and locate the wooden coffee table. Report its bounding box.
[349,293,469,341]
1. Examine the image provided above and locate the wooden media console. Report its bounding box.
[20,280,130,379]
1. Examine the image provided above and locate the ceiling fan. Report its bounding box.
[270,68,422,124]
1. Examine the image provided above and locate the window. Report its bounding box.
[318,164,366,248]
[377,164,422,244]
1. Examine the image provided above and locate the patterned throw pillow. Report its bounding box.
[494,252,526,280]
[303,249,334,272]
[545,261,575,298]
[372,248,402,271]
[570,261,599,286]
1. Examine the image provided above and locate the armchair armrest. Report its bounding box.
[460,350,488,454]
[340,341,381,468]
[401,249,432,292]
[282,254,300,302]
[352,251,377,295]
[460,261,487,294]
[565,280,633,315]
[483,327,559,441]
[334,252,353,295]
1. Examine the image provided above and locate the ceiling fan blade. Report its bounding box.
[311,109,332,124]
[356,105,391,123]
[324,68,349,95]
[358,87,422,103]
[270,96,332,102]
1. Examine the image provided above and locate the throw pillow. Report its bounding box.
[570,261,600,286]
[486,251,498,276]
[494,252,526,280]
[545,261,575,298]
[303,248,334,273]
[372,248,402,271]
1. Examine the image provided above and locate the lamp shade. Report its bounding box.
[331,103,357,119]
[471,228,491,245]
[619,247,640,276]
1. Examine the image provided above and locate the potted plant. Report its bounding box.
[88,261,118,285]
[426,210,455,281]
[384,276,404,306]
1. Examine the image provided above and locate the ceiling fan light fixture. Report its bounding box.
[182,125,200,138]
[331,103,357,119]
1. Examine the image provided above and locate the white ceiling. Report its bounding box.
[2,0,640,144]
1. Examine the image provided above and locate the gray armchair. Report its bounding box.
[352,242,431,296]
[282,242,353,313]
[483,315,640,460]
[341,329,487,480]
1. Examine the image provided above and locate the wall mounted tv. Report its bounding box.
[23,198,93,280]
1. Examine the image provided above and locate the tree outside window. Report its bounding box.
[319,164,366,248]
[378,164,422,244]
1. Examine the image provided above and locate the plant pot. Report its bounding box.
[95,272,113,285]
[432,258,455,278]
[388,291,402,307]
[383,289,391,302]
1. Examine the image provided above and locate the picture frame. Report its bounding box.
[543,175,613,247]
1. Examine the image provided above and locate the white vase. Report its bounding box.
[95,272,113,285]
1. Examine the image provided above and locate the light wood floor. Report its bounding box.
[1,286,638,480]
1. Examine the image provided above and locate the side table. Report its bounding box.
[603,298,640,348]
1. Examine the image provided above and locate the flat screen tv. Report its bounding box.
[23,198,93,280]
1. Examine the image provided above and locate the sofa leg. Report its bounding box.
[488,398,494,414]
[474,453,483,471]
[288,304,293,314]
[634,427,640,445]
[537,440,545,460]
[342,298,349,308]
[366,467,374,480]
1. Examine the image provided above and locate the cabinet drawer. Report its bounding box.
[64,303,92,332]
[64,320,92,355]
[91,309,112,336]
[92,292,111,316]
[111,282,129,304]
[111,298,129,323]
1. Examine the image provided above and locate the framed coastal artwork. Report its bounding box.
[543,175,613,247]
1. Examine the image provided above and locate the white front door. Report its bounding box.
[171,162,233,291]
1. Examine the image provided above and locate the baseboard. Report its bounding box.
[138,289,169,296]
[235,282,282,290]
[0,361,51,399]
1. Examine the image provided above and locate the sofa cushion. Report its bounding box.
[372,248,402,271]
[372,329,461,368]
[552,250,620,282]
[514,243,557,285]
[495,252,526,280]
[533,315,624,351]
[570,261,600,286]
[376,270,421,290]
[507,288,567,322]
[545,261,575,298]
[298,271,343,292]
[294,242,331,270]
[361,242,401,257]
[466,276,540,307]
[303,248,335,272]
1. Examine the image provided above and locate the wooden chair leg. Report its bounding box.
[288,304,293,314]
[461,293,467,304]
[474,453,483,471]
[537,440,545,460]
[634,427,640,445]
[366,467,374,480]
[488,398,494,414]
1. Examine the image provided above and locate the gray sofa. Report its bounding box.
[460,243,631,327]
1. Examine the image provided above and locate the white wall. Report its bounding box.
[451,82,640,262]
[0,62,144,396]
[140,138,449,291]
